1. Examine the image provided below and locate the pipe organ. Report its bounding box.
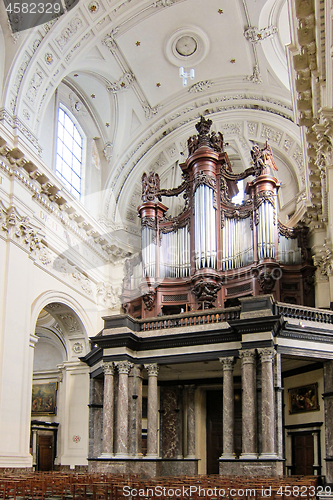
[122,117,314,318]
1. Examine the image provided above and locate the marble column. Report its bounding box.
[324,360,333,482]
[239,349,257,459]
[186,385,196,458]
[312,432,319,475]
[258,347,277,458]
[129,364,143,456]
[101,362,114,457]
[144,363,159,458]
[219,357,235,459]
[115,360,133,457]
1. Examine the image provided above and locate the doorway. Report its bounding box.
[38,434,54,471]
[292,433,314,475]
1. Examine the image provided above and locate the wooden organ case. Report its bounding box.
[122,117,314,318]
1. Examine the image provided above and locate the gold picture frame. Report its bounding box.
[288,382,319,414]
[32,382,57,416]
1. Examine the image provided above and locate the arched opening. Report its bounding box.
[31,302,89,471]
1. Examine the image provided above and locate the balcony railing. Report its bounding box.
[139,307,241,332]
[276,302,333,324]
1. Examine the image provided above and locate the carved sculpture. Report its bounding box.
[142,171,161,202]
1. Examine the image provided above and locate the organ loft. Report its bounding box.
[122,116,314,317]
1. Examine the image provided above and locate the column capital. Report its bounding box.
[219,356,235,370]
[115,360,134,375]
[258,347,276,362]
[239,349,256,363]
[144,363,159,377]
[102,362,115,375]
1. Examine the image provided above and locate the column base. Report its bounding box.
[259,453,279,460]
[219,453,236,460]
[239,453,258,460]
[115,453,130,459]
[99,453,114,458]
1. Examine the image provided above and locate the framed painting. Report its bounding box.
[32,382,57,416]
[288,383,319,414]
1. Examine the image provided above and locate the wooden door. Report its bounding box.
[206,391,223,474]
[38,434,54,471]
[292,433,314,475]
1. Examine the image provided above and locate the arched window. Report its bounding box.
[55,107,83,199]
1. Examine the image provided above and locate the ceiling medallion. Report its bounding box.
[88,1,99,13]
[176,36,197,56]
[165,26,210,67]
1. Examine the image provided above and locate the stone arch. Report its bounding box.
[30,291,92,470]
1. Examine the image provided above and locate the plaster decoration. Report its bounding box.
[313,243,333,277]
[53,322,64,336]
[71,272,93,295]
[293,145,305,172]
[13,53,32,94]
[26,70,44,104]
[246,65,263,84]
[166,144,178,158]
[154,0,178,6]
[188,80,213,93]
[107,72,135,93]
[284,135,294,152]
[72,435,81,443]
[44,53,54,65]
[102,31,119,54]
[39,248,52,266]
[244,25,278,44]
[143,102,160,120]
[88,1,99,13]
[69,93,87,116]
[247,122,258,136]
[96,282,121,309]
[22,109,30,121]
[65,32,93,63]
[55,16,84,50]
[0,204,44,253]
[72,342,84,354]
[261,125,283,144]
[103,142,113,163]
[59,313,81,332]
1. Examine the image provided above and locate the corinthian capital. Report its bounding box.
[144,363,159,377]
[257,347,276,363]
[102,362,114,375]
[239,349,256,363]
[219,356,235,370]
[115,360,134,375]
